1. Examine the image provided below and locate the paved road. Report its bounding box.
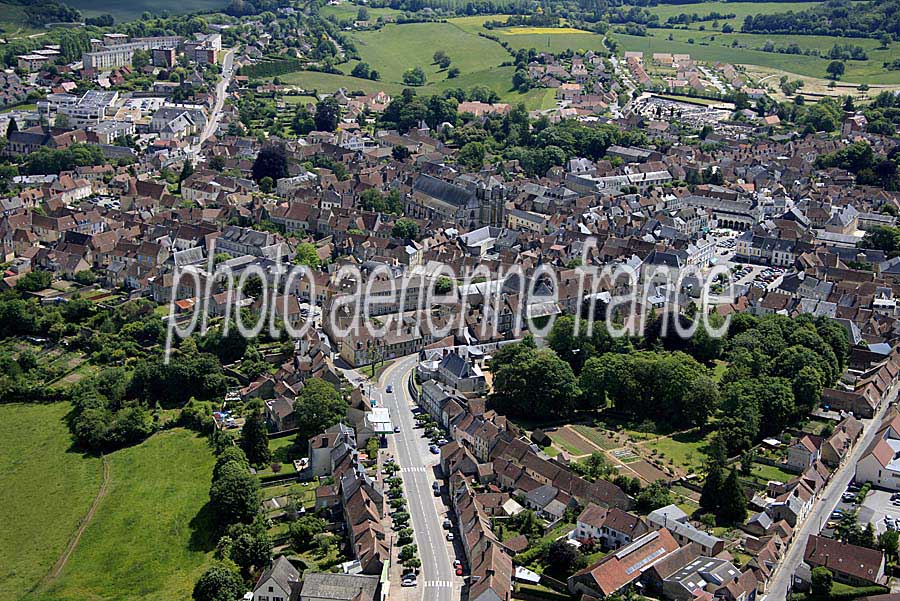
[349,356,460,601]
[765,395,895,599]
[199,48,234,145]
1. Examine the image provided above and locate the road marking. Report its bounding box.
[423,581,453,588]
[401,466,427,473]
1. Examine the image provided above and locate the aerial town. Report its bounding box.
[4,0,900,601]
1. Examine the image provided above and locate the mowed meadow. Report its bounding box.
[314,1,900,91]
[0,403,101,600]
[0,402,216,601]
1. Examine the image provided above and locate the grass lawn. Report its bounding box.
[642,429,709,473]
[572,424,621,450]
[0,403,102,600]
[36,429,217,601]
[750,462,797,484]
[262,480,318,508]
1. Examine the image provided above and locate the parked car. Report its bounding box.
[443,519,452,530]
[446,532,454,541]
[456,566,463,576]
[401,578,417,587]
[454,559,462,567]
[430,445,440,454]
[394,426,400,433]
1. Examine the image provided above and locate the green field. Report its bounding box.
[451,15,608,53]
[614,27,900,83]
[351,22,510,85]
[645,2,823,30]
[0,403,102,600]
[269,18,562,109]
[275,65,557,110]
[36,430,216,601]
[642,430,709,473]
[319,4,403,22]
[63,0,227,21]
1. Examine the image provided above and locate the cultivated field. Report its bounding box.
[0,403,102,600]
[451,15,607,54]
[34,430,216,601]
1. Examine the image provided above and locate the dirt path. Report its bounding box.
[42,456,110,585]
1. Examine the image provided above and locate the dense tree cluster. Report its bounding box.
[489,336,580,420]
[717,313,848,455]
[210,446,261,525]
[23,144,106,175]
[581,350,719,429]
[740,0,900,39]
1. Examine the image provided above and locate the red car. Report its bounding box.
[455,567,463,576]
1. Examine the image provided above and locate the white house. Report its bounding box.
[857,408,900,491]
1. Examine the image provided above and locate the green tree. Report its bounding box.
[214,446,249,479]
[402,67,427,86]
[295,242,320,268]
[827,61,845,80]
[228,521,272,575]
[718,470,747,524]
[391,218,420,241]
[193,564,245,601]
[636,480,672,513]
[315,96,341,132]
[209,155,226,171]
[289,515,326,550]
[252,143,288,183]
[490,347,580,420]
[209,461,260,525]
[700,460,724,514]
[457,142,486,170]
[811,566,833,598]
[878,529,899,562]
[241,402,271,468]
[546,539,580,575]
[293,379,345,442]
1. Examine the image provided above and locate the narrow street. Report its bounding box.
[765,394,896,599]
[199,48,235,146]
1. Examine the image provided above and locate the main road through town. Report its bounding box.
[350,355,460,601]
[764,389,896,599]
